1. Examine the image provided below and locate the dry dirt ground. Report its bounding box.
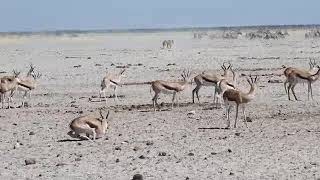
[0,29,320,179]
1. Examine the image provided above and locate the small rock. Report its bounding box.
[310,162,317,166]
[70,104,79,108]
[132,174,143,180]
[87,57,91,59]
[25,158,36,165]
[268,79,281,83]
[229,172,234,175]
[246,117,252,122]
[158,152,167,156]
[235,132,241,136]
[115,146,121,151]
[73,65,82,68]
[188,152,194,156]
[138,155,146,159]
[29,131,35,135]
[227,149,232,153]
[77,142,82,146]
[56,163,67,167]
[187,110,196,115]
[146,141,153,146]
[14,142,20,149]
[211,152,217,155]
[133,147,139,151]
[115,159,120,163]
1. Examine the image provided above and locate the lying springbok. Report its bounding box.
[283,58,318,94]
[10,64,42,107]
[0,70,31,109]
[192,62,236,104]
[151,70,191,111]
[223,75,258,128]
[67,109,110,141]
[286,66,320,101]
[100,69,126,106]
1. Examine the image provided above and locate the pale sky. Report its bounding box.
[0,0,319,32]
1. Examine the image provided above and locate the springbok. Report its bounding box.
[151,70,191,111]
[286,66,320,101]
[67,109,110,141]
[223,75,258,128]
[10,64,42,107]
[283,58,318,94]
[0,70,31,109]
[100,69,126,106]
[192,62,236,104]
[162,40,174,49]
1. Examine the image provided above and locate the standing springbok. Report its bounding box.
[192,62,236,104]
[162,40,174,49]
[0,70,31,109]
[10,64,42,107]
[286,66,320,101]
[151,70,191,111]
[283,58,318,94]
[100,69,126,106]
[223,75,258,128]
[67,109,110,141]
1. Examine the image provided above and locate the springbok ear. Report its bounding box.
[227,62,231,69]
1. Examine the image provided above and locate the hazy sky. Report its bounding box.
[0,0,319,32]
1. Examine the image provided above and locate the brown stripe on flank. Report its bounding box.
[162,84,179,91]
[227,82,235,88]
[110,80,119,85]
[296,74,309,80]
[18,82,32,90]
[202,76,217,83]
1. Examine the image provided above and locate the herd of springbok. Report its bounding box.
[0,64,41,109]
[1,58,319,141]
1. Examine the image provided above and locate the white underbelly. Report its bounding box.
[17,86,31,91]
[161,89,176,94]
[296,78,309,84]
[202,81,216,86]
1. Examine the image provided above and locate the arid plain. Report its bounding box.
[0,29,320,179]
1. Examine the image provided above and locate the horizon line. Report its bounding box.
[1,23,320,34]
